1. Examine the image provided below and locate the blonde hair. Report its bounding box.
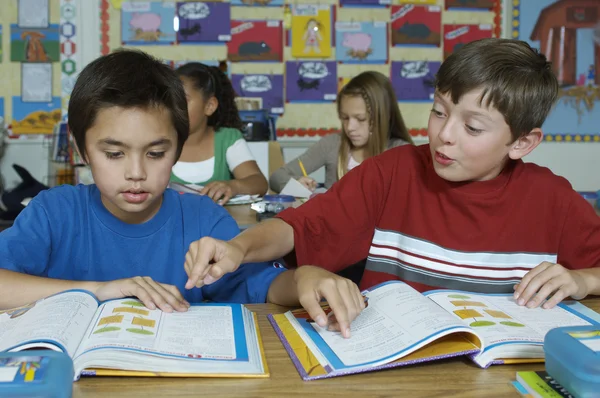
[336,71,413,179]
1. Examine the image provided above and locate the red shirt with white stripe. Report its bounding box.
[276,144,600,293]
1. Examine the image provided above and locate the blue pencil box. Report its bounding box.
[544,325,600,398]
[0,350,73,398]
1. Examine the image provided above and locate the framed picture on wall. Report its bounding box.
[391,4,441,47]
[512,0,600,141]
[176,1,231,43]
[227,20,283,62]
[231,74,285,114]
[336,22,388,64]
[285,61,337,103]
[121,1,176,45]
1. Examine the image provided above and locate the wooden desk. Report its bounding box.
[74,298,600,398]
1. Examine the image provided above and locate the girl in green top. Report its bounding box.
[172,62,268,205]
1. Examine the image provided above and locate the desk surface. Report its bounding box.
[74,298,600,398]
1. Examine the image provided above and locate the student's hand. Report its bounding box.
[514,262,590,309]
[297,176,317,192]
[295,266,366,339]
[184,237,245,289]
[94,277,190,313]
[200,181,235,205]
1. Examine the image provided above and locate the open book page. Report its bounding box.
[289,281,479,371]
[425,291,594,357]
[74,299,248,362]
[0,290,99,357]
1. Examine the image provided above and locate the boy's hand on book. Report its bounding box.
[514,262,589,309]
[294,266,366,339]
[185,237,244,289]
[95,277,190,313]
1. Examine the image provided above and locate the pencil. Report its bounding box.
[298,159,308,177]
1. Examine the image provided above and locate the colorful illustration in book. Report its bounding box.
[445,0,494,11]
[94,315,124,334]
[285,61,337,102]
[290,5,333,58]
[391,61,439,101]
[231,74,284,114]
[128,316,156,335]
[231,0,284,6]
[10,25,59,62]
[227,20,283,62]
[121,2,176,44]
[484,309,511,319]
[391,5,441,47]
[454,309,482,319]
[11,97,62,134]
[176,2,231,43]
[514,0,600,139]
[443,24,493,59]
[450,300,486,307]
[336,22,387,63]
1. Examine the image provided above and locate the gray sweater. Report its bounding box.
[269,133,409,192]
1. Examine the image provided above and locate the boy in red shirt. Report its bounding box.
[185,38,600,338]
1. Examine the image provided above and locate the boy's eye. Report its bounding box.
[465,124,483,134]
[430,108,445,117]
[148,151,165,159]
[104,151,122,159]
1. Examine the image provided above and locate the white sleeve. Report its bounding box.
[226,138,256,171]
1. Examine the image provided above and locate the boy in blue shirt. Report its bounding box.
[0,49,295,311]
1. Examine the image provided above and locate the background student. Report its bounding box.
[269,71,414,193]
[172,62,268,205]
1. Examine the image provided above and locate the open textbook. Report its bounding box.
[268,280,600,380]
[0,290,269,380]
[168,182,260,205]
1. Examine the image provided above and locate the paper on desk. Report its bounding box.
[169,182,260,204]
[280,178,313,199]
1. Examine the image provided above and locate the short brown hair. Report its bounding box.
[68,49,189,161]
[435,38,559,141]
[336,71,414,178]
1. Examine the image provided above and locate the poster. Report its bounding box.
[231,74,284,114]
[227,20,283,62]
[18,0,49,28]
[11,97,61,134]
[336,22,388,64]
[230,0,284,6]
[391,61,440,101]
[285,61,337,103]
[21,63,52,103]
[10,24,60,62]
[121,1,176,45]
[176,2,231,43]
[445,0,494,11]
[443,24,493,59]
[290,5,334,59]
[514,0,600,140]
[391,5,442,47]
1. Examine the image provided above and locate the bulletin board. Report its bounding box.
[512,0,600,143]
[0,0,74,134]
[99,0,502,140]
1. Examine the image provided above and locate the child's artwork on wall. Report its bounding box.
[445,0,494,11]
[286,61,337,103]
[338,77,352,93]
[391,5,441,47]
[513,0,600,140]
[227,20,283,62]
[230,0,284,6]
[443,24,492,59]
[176,2,231,43]
[121,1,176,45]
[336,22,387,64]
[339,0,390,7]
[231,74,285,114]
[11,96,61,134]
[290,5,333,59]
[10,24,59,62]
[391,61,440,102]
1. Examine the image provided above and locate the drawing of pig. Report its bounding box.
[342,32,372,53]
[130,13,161,32]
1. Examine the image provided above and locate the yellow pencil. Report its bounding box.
[298,159,308,177]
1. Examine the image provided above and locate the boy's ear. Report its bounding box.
[508,128,543,160]
[204,96,218,117]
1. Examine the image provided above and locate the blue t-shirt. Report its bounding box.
[0,184,285,304]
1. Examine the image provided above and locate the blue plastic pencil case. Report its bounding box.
[0,350,73,398]
[544,325,600,398]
